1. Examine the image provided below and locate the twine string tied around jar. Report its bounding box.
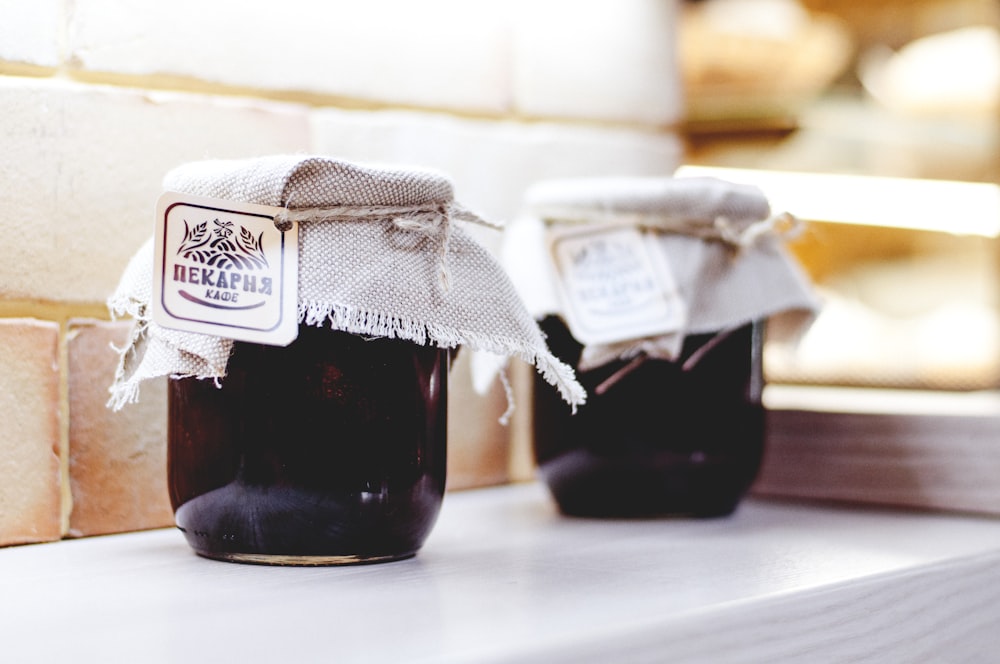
[534,206,803,249]
[271,202,501,292]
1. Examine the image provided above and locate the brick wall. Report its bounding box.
[0,0,683,546]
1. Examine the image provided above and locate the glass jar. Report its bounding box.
[532,316,763,518]
[503,174,817,519]
[168,324,449,565]
[109,154,584,564]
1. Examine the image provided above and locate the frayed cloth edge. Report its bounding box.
[302,300,585,409]
[107,300,587,412]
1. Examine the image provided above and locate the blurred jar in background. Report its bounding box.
[502,175,818,517]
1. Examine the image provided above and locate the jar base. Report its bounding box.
[190,548,417,567]
[538,452,755,519]
[550,494,743,520]
[173,483,439,567]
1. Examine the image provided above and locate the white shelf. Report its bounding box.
[3,482,1000,663]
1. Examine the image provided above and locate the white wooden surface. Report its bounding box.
[2,481,1000,663]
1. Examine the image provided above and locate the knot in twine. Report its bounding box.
[708,211,802,250]
[272,201,499,292]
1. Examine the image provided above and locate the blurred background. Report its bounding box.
[678,0,1000,394]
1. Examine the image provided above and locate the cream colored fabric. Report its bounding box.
[109,155,585,412]
[502,175,819,371]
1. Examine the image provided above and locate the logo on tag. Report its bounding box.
[152,192,299,346]
[547,224,686,346]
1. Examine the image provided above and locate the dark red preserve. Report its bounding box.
[168,324,448,565]
[533,317,763,518]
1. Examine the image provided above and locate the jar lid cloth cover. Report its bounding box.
[501,175,820,372]
[108,154,585,411]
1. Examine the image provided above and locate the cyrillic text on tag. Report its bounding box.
[547,224,686,346]
[152,192,299,346]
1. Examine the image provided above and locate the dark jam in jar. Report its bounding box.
[168,324,448,565]
[532,316,764,518]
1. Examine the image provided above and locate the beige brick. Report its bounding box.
[68,0,512,114]
[0,76,309,305]
[0,0,62,68]
[446,351,511,491]
[512,0,683,126]
[0,318,62,547]
[67,319,173,537]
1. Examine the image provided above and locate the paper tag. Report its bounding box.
[547,224,686,346]
[152,192,299,346]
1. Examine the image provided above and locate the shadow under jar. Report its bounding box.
[533,316,764,519]
[168,323,449,566]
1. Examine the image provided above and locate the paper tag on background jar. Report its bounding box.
[546,224,687,346]
[152,192,299,346]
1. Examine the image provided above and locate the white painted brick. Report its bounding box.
[0,76,309,304]
[0,318,62,547]
[0,0,62,68]
[311,108,683,233]
[67,319,173,538]
[512,0,683,126]
[68,0,512,114]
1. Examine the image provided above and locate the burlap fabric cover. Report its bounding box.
[501,175,819,370]
[109,154,585,412]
